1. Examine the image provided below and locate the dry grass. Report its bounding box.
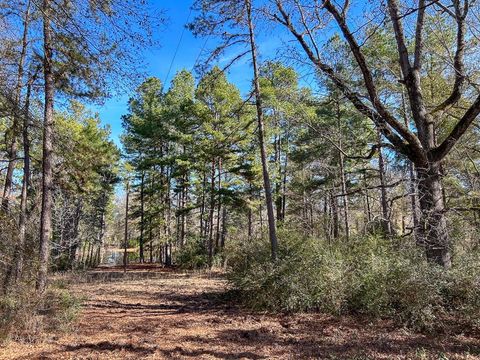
[1,264,479,359]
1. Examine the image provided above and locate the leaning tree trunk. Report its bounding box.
[416,161,451,268]
[6,73,34,288]
[1,0,31,212]
[246,0,278,260]
[37,0,54,293]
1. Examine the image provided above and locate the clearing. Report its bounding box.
[1,265,479,359]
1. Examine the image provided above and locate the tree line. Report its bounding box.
[1,0,480,301]
[120,0,480,270]
[0,0,156,293]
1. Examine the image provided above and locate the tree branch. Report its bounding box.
[431,93,480,161]
[322,0,425,157]
[430,0,467,114]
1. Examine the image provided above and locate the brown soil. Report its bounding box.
[1,265,479,359]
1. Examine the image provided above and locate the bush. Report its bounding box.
[41,288,82,332]
[175,238,209,270]
[227,230,480,331]
[0,286,82,343]
[227,231,352,313]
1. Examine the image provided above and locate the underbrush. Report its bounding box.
[175,237,209,270]
[0,285,82,343]
[226,231,480,331]
[174,236,227,270]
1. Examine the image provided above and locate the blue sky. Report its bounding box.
[83,1,375,149]
[91,0,257,148]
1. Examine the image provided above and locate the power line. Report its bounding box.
[192,36,210,72]
[163,6,193,87]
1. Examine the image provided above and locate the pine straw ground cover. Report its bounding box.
[0,265,479,360]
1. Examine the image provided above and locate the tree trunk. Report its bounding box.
[274,128,283,222]
[339,144,350,240]
[208,159,215,267]
[68,201,82,268]
[139,171,145,263]
[180,173,187,247]
[215,159,222,250]
[363,172,372,225]
[85,242,92,268]
[246,0,278,260]
[1,0,31,212]
[220,206,227,249]
[335,98,350,240]
[123,181,130,273]
[166,243,172,266]
[89,241,95,267]
[247,204,253,243]
[37,0,55,293]
[377,130,391,235]
[96,209,105,266]
[323,195,329,239]
[8,73,34,287]
[165,164,172,240]
[149,217,153,263]
[409,162,421,241]
[330,190,339,239]
[401,90,421,243]
[416,162,451,268]
[282,151,288,221]
[200,169,206,238]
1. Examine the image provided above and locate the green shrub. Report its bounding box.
[442,252,480,327]
[228,231,352,313]
[175,238,209,270]
[227,230,480,331]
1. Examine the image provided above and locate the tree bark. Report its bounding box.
[323,195,329,239]
[7,73,34,287]
[215,159,222,250]
[339,152,349,240]
[123,181,130,273]
[149,216,153,263]
[330,190,339,239]
[85,242,92,268]
[68,201,82,268]
[180,172,187,247]
[246,0,278,260]
[200,169,206,238]
[37,0,55,293]
[96,208,105,266]
[363,172,372,224]
[274,127,284,222]
[377,130,391,235]
[336,99,349,240]
[139,171,145,263]
[208,159,216,267]
[220,206,227,249]
[416,162,451,267]
[282,148,288,221]
[1,0,31,212]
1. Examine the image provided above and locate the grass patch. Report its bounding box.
[0,284,83,343]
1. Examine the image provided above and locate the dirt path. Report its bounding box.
[2,266,479,359]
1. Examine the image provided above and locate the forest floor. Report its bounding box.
[1,264,480,360]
